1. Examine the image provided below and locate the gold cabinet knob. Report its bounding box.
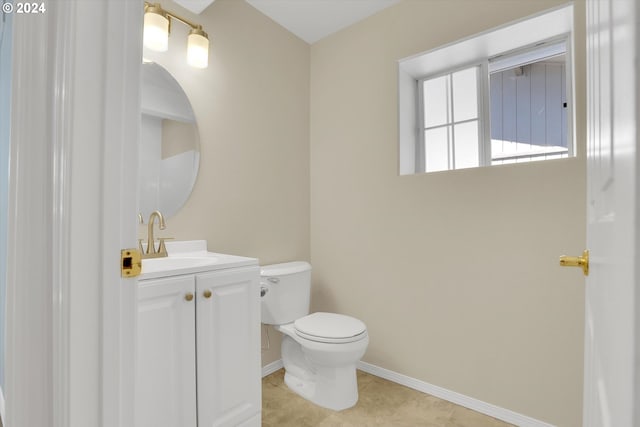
[559,249,589,276]
[185,293,194,302]
[203,289,212,299]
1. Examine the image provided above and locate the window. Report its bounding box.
[398,4,574,175]
[418,41,569,172]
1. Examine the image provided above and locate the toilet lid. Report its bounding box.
[294,312,367,344]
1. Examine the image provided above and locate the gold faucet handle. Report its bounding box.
[157,237,174,256]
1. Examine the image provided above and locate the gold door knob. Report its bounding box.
[559,249,589,276]
[203,289,212,299]
[185,293,194,302]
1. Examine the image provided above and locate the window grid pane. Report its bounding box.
[423,75,450,128]
[452,67,479,122]
[453,121,480,169]
[424,127,450,172]
[422,65,480,171]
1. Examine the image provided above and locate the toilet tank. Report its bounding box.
[260,261,311,325]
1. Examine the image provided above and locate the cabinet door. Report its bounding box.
[136,276,197,427]
[196,267,261,427]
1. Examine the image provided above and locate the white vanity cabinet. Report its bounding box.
[137,262,261,427]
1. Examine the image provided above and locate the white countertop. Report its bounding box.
[139,240,258,280]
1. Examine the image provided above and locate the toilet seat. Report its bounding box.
[294,312,367,344]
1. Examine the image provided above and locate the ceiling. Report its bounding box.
[173,0,400,44]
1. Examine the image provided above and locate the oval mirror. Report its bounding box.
[138,62,200,219]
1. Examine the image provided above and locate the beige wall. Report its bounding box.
[309,1,586,426]
[141,0,310,366]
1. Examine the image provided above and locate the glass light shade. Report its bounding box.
[187,29,209,69]
[143,10,169,52]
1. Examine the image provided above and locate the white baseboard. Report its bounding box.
[357,361,555,427]
[262,359,284,378]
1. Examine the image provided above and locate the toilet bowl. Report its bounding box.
[260,262,369,410]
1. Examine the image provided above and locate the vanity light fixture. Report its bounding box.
[143,2,210,69]
[143,3,170,52]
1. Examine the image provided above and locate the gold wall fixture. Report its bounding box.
[559,250,589,276]
[143,2,210,68]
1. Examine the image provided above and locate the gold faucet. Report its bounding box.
[142,210,170,258]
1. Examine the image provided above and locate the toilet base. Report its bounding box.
[279,332,366,411]
[283,365,359,411]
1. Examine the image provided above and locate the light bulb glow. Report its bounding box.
[187,30,209,69]
[143,10,169,52]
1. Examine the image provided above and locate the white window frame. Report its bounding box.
[398,4,574,175]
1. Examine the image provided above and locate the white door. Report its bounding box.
[137,276,197,427]
[6,2,142,427]
[195,268,261,427]
[584,0,638,425]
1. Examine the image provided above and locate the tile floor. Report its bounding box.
[262,369,514,427]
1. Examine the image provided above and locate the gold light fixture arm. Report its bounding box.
[143,2,210,67]
[144,2,205,34]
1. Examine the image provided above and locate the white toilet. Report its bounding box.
[260,261,369,411]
